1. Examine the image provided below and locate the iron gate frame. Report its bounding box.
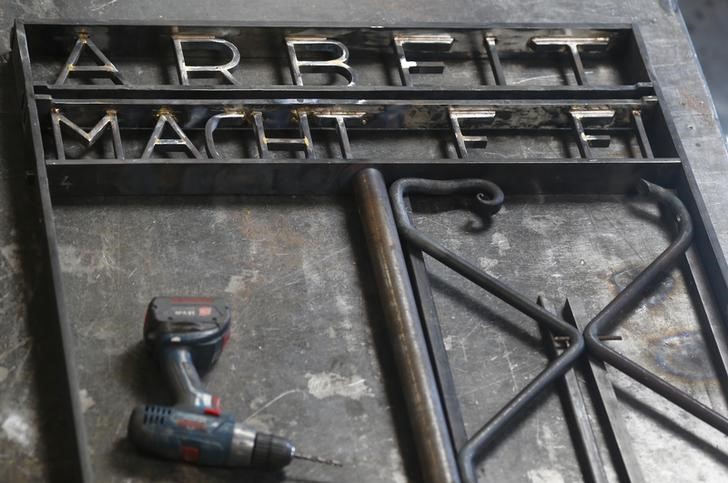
[11,19,728,483]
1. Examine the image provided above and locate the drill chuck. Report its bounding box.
[128,405,294,469]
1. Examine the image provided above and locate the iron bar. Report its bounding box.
[388,177,585,483]
[682,249,728,403]
[403,206,469,450]
[584,181,728,434]
[483,36,506,86]
[44,158,681,198]
[13,23,94,482]
[564,298,646,483]
[632,109,654,159]
[353,168,461,483]
[537,296,608,483]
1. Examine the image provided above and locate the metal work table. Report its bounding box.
[1,1,728,482]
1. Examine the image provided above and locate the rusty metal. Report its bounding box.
[354,168,460,483]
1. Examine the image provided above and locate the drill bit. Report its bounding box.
[294,452,343,467]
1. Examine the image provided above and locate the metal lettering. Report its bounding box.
[448,108,496,158]
[51,108,124,160]
[570,109,615,159]
[204,111,247,159]
[142,109,204,159]
[393,34,454,86]
[55,33,125,85]
[173,35,241,85]
[285,37,355,86]
[311,111,366,159]
[528,36,610,85]
[252,111,315,158]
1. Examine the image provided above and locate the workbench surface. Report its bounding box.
[1,1,728,482]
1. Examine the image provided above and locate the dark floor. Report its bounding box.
[682,0,728,140]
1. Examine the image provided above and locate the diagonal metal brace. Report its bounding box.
[585,180,728,435]
[389,178,585,483]
[389,177,728,482]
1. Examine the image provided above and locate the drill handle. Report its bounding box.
[162,346,219,412]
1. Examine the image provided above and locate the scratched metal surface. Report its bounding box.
[52,197,416,483]
[2,1,728,483]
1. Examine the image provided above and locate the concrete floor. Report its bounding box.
[682,0,728,139]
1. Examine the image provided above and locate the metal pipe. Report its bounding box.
[353,168,461,483]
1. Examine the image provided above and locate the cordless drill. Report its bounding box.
[128,296,339,469]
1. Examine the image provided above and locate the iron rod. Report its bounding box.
[404,221,469,450]
[537,296,608,483]
[354,168,461,483]
[389,178,585,483]
[565,298,646,483]
[584,180,728,434]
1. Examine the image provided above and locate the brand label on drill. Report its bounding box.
[173,308,196,317]
[176,418,208,431]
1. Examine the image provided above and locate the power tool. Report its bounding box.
[128,296,340,469]
[141,296,230,412]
